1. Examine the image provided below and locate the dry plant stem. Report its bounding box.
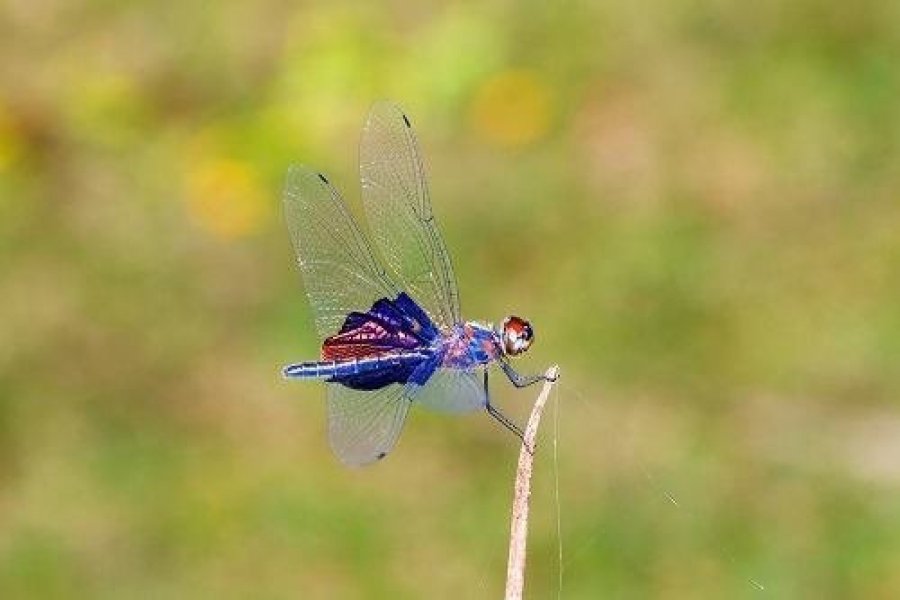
[504,365,560,600]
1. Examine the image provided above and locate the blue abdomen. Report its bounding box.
[283,351,432,390]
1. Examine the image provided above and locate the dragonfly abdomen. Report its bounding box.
[283,351,430,384]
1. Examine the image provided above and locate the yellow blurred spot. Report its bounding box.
[185,159,268,239]
[0,103,20,173]
[470,69,553,148]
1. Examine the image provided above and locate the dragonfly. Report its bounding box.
[281,101,555,466]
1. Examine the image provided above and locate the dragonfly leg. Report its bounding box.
[500,359,557,388]
[483,370,533,453]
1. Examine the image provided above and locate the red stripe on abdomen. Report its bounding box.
[321,341,387,360]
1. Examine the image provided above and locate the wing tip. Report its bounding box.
[369,99,410,123]
[336,450,389,468]
[285,164,327,182]
[283,165,335,208]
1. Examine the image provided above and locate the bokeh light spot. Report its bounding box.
[470,69,553,148]
[185,158,269,239]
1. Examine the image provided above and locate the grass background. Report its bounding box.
[2,1,900,598]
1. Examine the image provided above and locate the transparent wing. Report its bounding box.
[359,101,461,330]
[327,383,411,466]
[284,165,399,341]
[408,367,487,414]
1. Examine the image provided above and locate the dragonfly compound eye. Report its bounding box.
[501,315,534,356]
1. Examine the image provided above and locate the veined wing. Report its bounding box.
[409,368,487,414]
[359,101,460,330]
[327,382,411,466]
[284,165,399,341]
[327,354,485,465]
[404,354,487,414]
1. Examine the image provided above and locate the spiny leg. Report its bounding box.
[483,369,533,453]
[500,359,558,388]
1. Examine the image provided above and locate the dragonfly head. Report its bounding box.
[500,316,534,357]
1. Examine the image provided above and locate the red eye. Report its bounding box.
[505,316,528,334]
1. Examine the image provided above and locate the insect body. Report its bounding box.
[282,102,553,466]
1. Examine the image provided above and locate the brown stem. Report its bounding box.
[504,365,560,600]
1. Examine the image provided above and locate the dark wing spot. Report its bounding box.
[402,114,411,128]
[376,452,387,460]
[317,173,329,184]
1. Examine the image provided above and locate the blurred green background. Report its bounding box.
[2,1,900,598]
